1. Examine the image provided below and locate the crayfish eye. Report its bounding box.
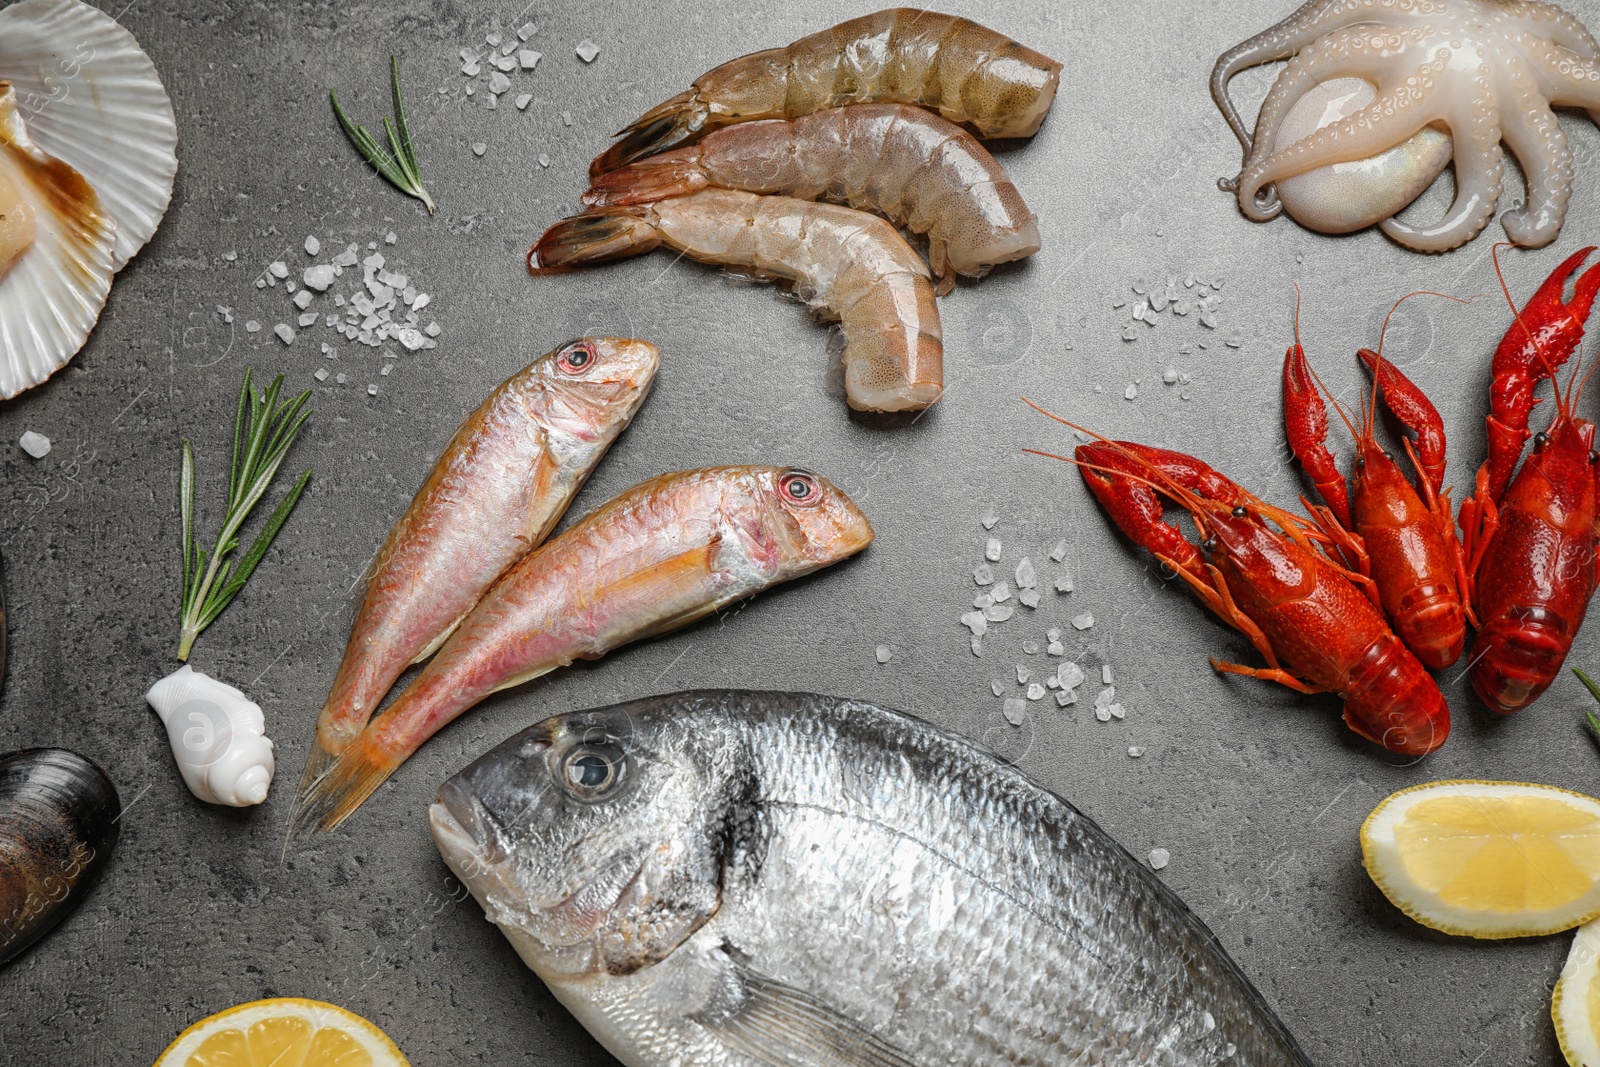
[1590,450,1599,465]
[1535,432,1551,449]
[1231,505,1248,518]
[1201,536,1218,553]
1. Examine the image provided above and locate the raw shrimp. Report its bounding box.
[583,103,1041,293]
[530,189,943,413]
[591,8,1062,176]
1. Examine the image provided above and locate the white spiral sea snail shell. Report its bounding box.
[145,666,275,807]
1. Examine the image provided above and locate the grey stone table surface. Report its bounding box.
[2,0,1598,1062]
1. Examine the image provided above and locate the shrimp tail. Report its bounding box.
[582,150,709,207]
[527,208,663,273]
[590,90,709,178]
[284,729,406,841]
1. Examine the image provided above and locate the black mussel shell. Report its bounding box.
[0,749,120,967]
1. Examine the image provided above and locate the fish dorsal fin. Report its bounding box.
[694,956,918,1067]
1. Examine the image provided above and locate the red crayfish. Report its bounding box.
[1459,246,1600,714]
[1029,409,1450,757]
[1281,296,1471,670]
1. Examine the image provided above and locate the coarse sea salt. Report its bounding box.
[1049,539,1069,563]
[875,644,892,664]
[1055,689,1077,706]
[18,430,50,458]
[980,508,998,530]
[1057,662,1085,690]
[1002,698,1027,726]
[1019,588,1040,609]
[1149,848,1170,870]
[1128,746,1144,758]
[1026,683,1045,701]
[576,39,601,62]
[990,680,1005,697]
[1072,613,1094,630]
[985,537,1001,562]
[274,324,295,345]
[973,563,994,586]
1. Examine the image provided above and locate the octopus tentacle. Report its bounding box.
[1512,8,1600,125]
[1380,71,1504,252]
[1237,56,1442,221]
[1234,28,1429,219]
[1212,0,1363,155]
[1536,46,1600,111]
[1496,70,1571,248]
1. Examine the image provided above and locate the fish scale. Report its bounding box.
[433,692,1311,1066]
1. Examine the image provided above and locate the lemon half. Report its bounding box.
[153,998,410,1067]
[1362,780,1600,939]
[1554,919,1600,1067]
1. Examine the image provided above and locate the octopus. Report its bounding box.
[1212,0,1600,252]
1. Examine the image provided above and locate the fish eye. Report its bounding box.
[777,469,821,508]
[556,342,596,374]
[556,741,626,801]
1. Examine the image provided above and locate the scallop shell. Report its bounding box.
[1274,78,1453,235]
[0,748,120,968]
[146,666,276,808]
[0,81,115,400]
[0,0,178,270]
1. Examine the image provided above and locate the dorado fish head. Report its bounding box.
[431,701,745,982]
[752,467,874,575]
[531,337,660,436]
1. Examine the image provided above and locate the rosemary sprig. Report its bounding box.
[331,55,435,213]
[178,369,313,661]
[1576,668,1600,741]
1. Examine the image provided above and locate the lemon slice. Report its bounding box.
[153,998,410,1067]
[1554,919,1600,1066]
[1362,780,1600,938]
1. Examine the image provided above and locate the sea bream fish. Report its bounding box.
[431,692,1314,1067]
[293,338,659,807]
[289,470,873,840]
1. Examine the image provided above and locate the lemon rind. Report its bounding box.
[1554,920,1600,1067]
[1361,780,1600,940]
[153,997,410,1066]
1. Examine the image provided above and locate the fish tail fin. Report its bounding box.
[527,208,663,274]
[284,730,406,843]
[581,151,708,208]
[588,90,706,178]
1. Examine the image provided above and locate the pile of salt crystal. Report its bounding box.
[257,238,442,360]
[451,23,554,119]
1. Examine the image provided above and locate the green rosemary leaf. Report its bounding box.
[330,58,435,213]
[227,369,250,506]
[390,56,420,176]
[203,468,312,627]
[1576,667,1600,706]
[180,438,195,604]
[1574,669,1600,745]
[177,366,314,661]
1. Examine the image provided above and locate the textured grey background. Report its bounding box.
[2,0,1599,1062]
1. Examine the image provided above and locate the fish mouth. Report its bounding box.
[430,774,645,956]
